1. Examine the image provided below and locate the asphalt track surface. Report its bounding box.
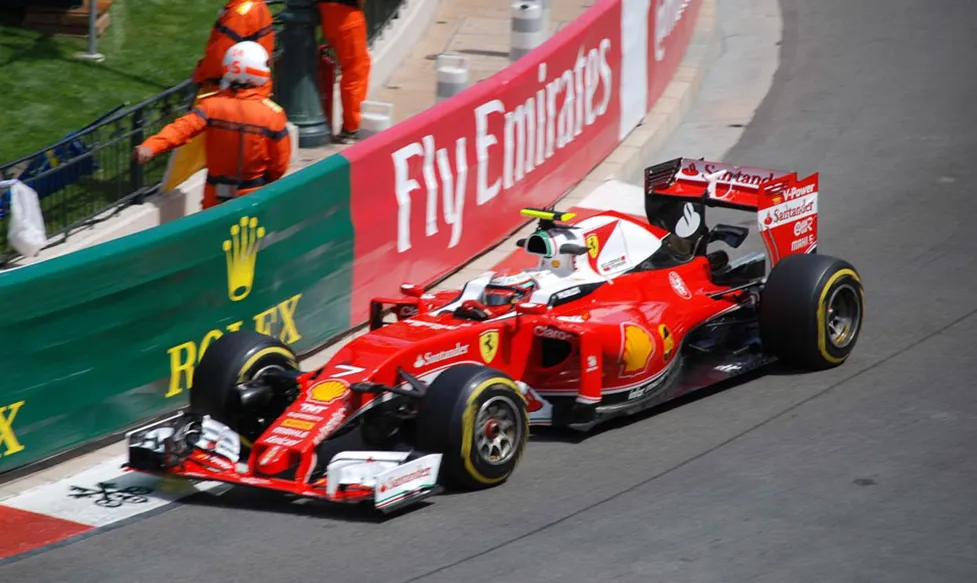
[6,1,977,581]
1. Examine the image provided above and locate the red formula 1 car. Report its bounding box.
[127,157,865,513]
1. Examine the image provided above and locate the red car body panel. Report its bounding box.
[126,157,825,510]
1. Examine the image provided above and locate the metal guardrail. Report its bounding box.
[0,0,407,266]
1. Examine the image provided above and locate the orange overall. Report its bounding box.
[194,0,276,98]
[316,0,372,132]
[141,88,291,210]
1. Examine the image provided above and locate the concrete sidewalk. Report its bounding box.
[292,0,593,171]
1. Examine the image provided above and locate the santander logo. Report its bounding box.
[413,342,470,368]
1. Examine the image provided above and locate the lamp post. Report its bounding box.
[274,0,331,148]
[75,0,105,63]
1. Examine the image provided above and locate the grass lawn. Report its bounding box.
[0,0,229,164]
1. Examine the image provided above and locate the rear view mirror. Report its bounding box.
[400,283,425,297]
[559,243,587,255]
[515,302,547,315]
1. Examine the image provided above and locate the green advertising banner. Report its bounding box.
[0,154,354,474]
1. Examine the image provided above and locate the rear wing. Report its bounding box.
[643,157,819,266]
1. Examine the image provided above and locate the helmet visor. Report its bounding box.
[483,287,521,306]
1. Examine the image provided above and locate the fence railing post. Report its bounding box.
[75,0,105,63]
[130,108,145,194]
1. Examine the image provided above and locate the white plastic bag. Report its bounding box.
[1,179,48,257]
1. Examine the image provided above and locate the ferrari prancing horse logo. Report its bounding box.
[586,234,600,258]
[480,330,500,364]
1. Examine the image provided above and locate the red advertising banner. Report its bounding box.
[343,0,624,322]
[647,0,702,109]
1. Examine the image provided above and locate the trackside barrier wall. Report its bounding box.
[0,0,702,475]
[342,0,702,323]
[0,156,354,474]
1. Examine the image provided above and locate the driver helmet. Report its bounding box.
[483,269,539,307]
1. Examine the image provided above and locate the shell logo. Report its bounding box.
[309,380,348,404]
[620,323,655,378]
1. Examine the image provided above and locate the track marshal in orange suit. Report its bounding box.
[135,42,292,211]
[316,0,372,143]
[195,0,276,98]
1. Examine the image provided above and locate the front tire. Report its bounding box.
[415,365,529,490]
[190,330,300,442]
[759,253,865,370]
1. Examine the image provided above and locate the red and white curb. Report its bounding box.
[0,455,223,561]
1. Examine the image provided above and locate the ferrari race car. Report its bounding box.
[126,157,865,513]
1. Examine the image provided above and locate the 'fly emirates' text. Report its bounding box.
[393,38,614,253]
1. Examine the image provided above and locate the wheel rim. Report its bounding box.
[474,395,521,466]
[825,283,861,349]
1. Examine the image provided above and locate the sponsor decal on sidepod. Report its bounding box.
[620,323,655,378]
[669,271,692,299]
[534,326,575,341]
[414,342,470,368]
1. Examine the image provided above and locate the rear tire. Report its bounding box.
[415,365,529,490]
[190,330,300,442]
[759,253,865,370]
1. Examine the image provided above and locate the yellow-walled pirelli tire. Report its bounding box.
[190,330,299,442]
[759,253,865,371]
[415,364,530,491]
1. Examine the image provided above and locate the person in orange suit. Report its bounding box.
[316,0,372,143]
[194,0,276,98]
[135,42,292,211]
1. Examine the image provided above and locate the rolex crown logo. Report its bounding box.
[223,216,265,302]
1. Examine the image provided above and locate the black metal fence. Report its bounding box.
[267,0,406,49]
[362,0,406,47]
[0,81,198,266]
[0,0,407,266]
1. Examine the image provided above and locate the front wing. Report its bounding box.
[124,413,442,514]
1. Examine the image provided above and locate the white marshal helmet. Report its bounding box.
[221,41,271,89]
